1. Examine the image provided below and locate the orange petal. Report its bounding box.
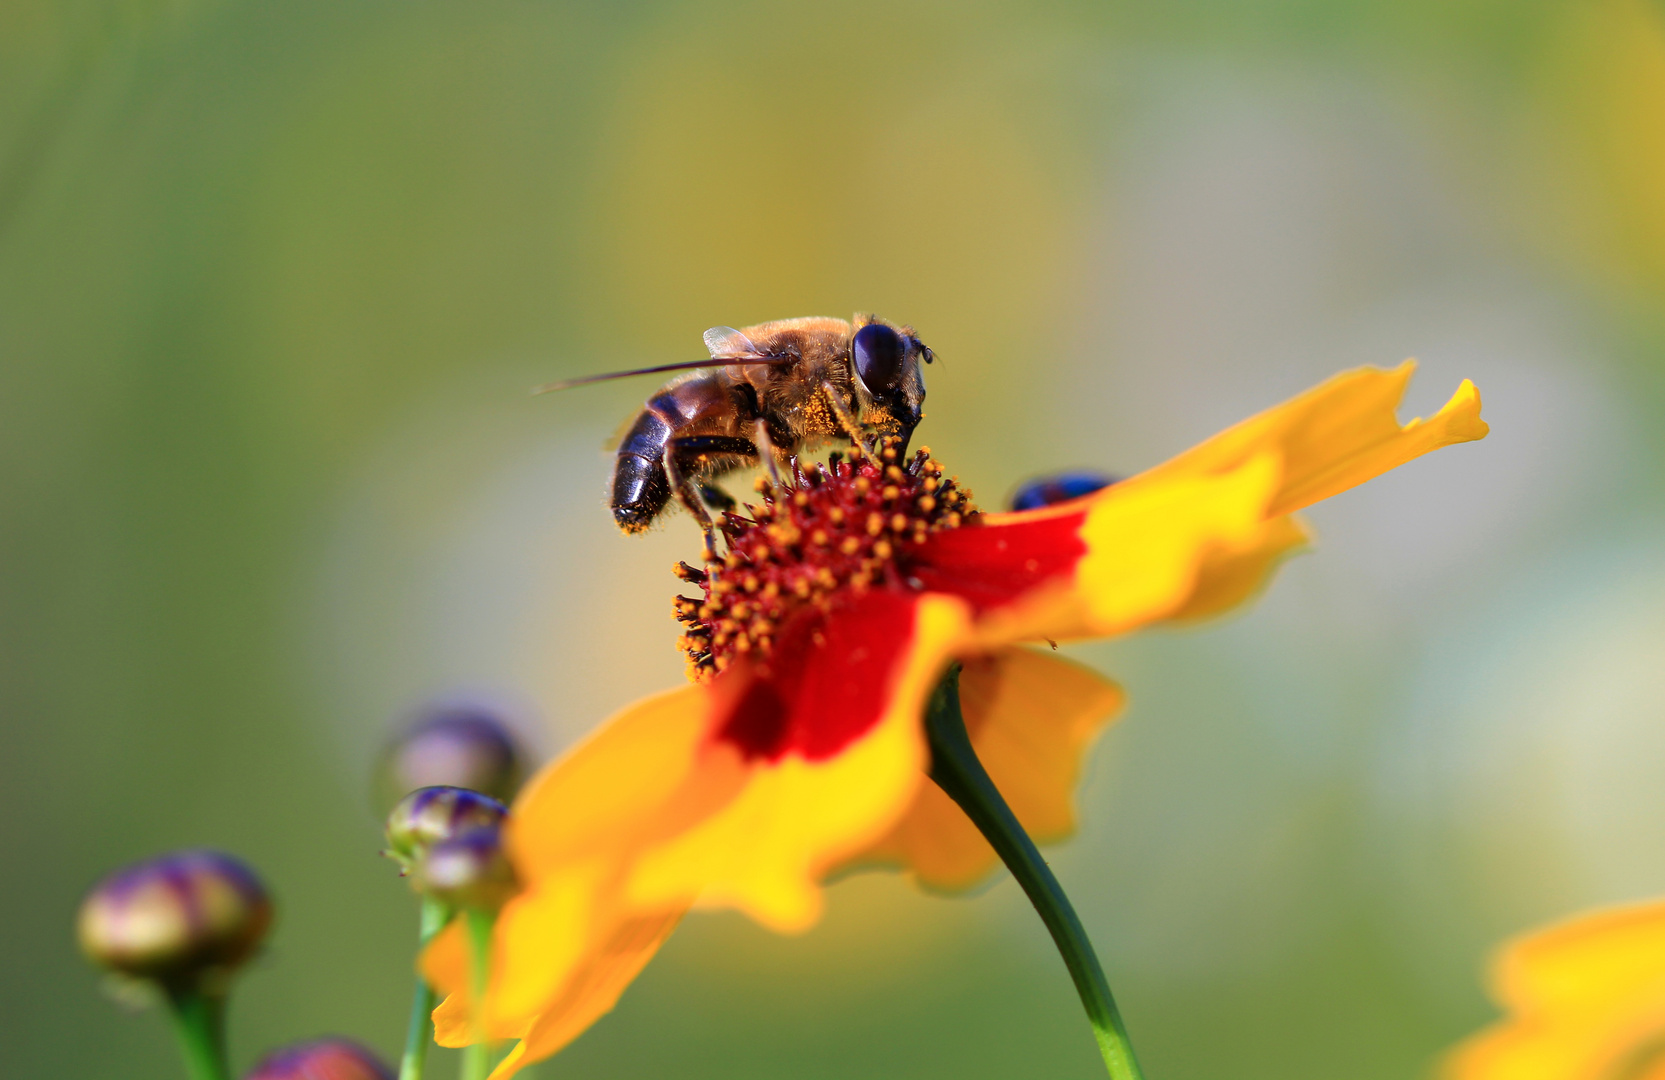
[860,647,1124,891]
[625,593,974,931]
[425,592,975,1076]
[424,916,475,1046]
[1494,900,1665,1014]
[1443,898,1665,1080]
[1137,362,1487,516]
[481,909,683,1079]
[508,684,724,874]
[423,687,714,1065]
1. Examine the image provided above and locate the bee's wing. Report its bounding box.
[536,327,785,394]
[703,326,766,360]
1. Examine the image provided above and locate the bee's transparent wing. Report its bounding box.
[703,326,765,360]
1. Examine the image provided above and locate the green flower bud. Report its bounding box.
[412,825,517,911]
[77,850,272,990]
[384,786,507,872]
[244,1038,393,1080]
[374,702,525,811]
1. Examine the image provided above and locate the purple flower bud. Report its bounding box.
[412,825,517,911]
[384,786,507,871]
[77,850,272,988]
[244,1038,393,1080]
[375,702,525,810]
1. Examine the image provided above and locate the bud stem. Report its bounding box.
[923,664,1146,1080]
[398,897,453,1080]
[164,988,232,1080]
[461,908,497,1080]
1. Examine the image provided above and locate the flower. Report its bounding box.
[384,786,508,873]
[1446,897,1665,1080]
[245,1038,394,1080]
[414,824,519,912]
[375,701,526,810]
[78,849,272,991]
[426,361,1487,1077]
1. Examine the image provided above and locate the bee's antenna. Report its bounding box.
[532,357,790,395]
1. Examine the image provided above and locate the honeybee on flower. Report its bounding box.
[428,335,1489,1079]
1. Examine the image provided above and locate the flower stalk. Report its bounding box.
[461,908,498,1080]
[164,988,232,1080]
[398,897,453,1080]
[924,664,1145,1080]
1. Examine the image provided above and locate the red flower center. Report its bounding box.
[674,441,976,679]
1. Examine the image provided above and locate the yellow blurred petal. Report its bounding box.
[1139,362,1488,517]
[1443,1016,1609,1080]
[425,686,714,1064]
[495,910,683,1075]
[424,916,475,1048]
[488,872,606,1025]
[1443,899,1665,1080]
[508,684,722,874]
[625,595,973,932]
[862,647,1124,891]
[1495,900,1665,1013]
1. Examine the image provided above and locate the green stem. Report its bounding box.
[924,665,1146,1080]
[460,908,497,1080]
[398,897,454,1080]
[164,987,232,1080]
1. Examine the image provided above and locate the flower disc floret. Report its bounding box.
[675,440,975,679]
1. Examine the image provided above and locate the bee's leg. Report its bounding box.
[752,419,785,489]
[697,482,736,513]
[664,436,760,558]
[820,383,873,460]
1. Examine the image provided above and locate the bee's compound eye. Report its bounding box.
[852,323,906,391]
[1009,470,1119,511]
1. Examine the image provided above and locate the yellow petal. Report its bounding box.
[1167,515,1311,623]
[969,451,1284,647]
[484,910,683,1079]
[508,684,726,873]
[1139,362,1488,517]
[1444,899,1665,1080]
[860,647,1124,891]
[956,366,1483,647]
[625,594,974,931]
[1495,900,1665,1014]
[424,687,713,1063]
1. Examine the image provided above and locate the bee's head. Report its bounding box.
[850,320,931,447]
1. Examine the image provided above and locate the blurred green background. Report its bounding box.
[7,0,1665,1076]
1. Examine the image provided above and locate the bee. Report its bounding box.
[539,315,932,552]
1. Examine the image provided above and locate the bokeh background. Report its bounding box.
[6,0,1665,1076]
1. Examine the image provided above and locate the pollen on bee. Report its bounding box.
[672,436,978,680]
